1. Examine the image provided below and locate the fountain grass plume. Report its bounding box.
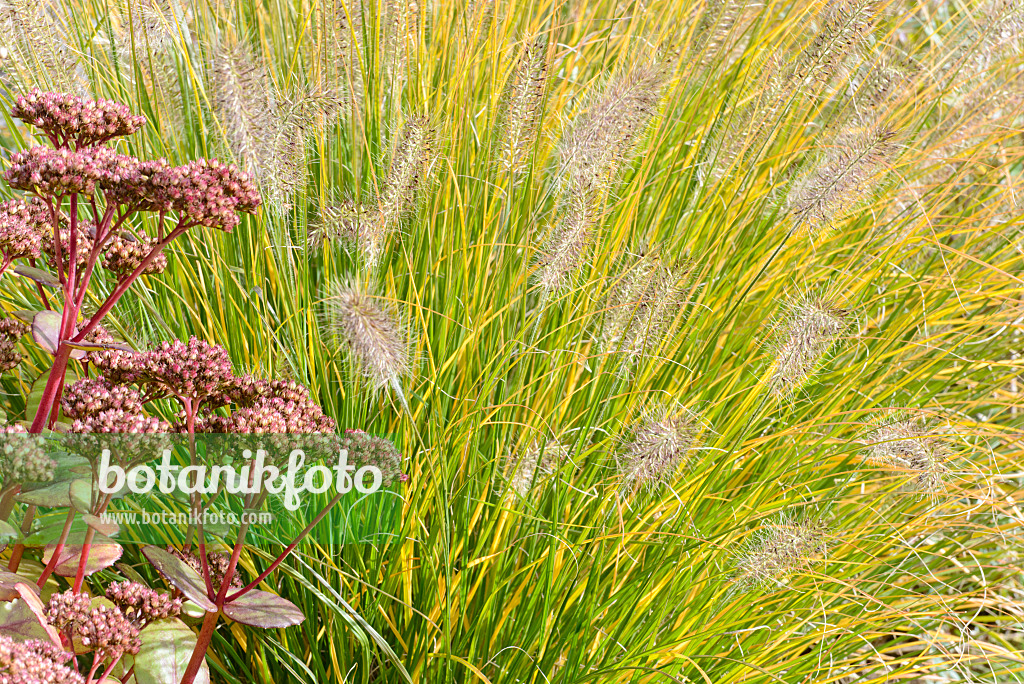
[786,124,898,234]
[557,57,672,189]
[600,249,691,368]
[765,291,850,400]
[498,37,549,178]
[863,413,953,494]
[617,400,703,492]
[734,514,829,590]
[362,115,437,269]
[325,277,412,409]
[534,179,604,295]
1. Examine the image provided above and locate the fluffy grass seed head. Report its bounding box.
[534,179,604,294]
[766,292,849,399]
[557,58,671,189]
[786,124,898,234]
[733,515,829,590]
[363,115,437,269]
[863,414,952,494]
[504,437,570,499]
[617,401,703,492]
[325,278,412,401]
[601,250,691,366]
[209,38,303,208]
[794,0,879,87]
[498,37,548,177]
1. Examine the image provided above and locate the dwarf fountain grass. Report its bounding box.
[733,514,830,590]
[325,277,412,404]
[0,0,1021,681]
[863,413,953,494]
[497,37,549,177]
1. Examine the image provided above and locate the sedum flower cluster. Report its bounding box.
[0,634,83,684]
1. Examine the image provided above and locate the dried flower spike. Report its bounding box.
[326,278,411,402]
[499,38,548,176]
[618,402,703,490]
[557,59,671,188]
[766,293,849,398]
[734,515,829,590]
[506,438,569,498]
[209,39,304,207]
[534,180,603,294]
[363,116,436,268]
[787,125,898,234]
[864,415,951,493]
[601,251,690,365]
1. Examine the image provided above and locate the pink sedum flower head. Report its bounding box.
[0,634,83,684]
[106,581,182,628]
[12,88,147,148]
[0,318,28,372]
[0,198,49,262]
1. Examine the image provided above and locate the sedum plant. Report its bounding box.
[0,89,405,684]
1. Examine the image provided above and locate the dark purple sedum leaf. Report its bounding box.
[222,589,305,629]
[13,264,59,288]
[142,546,216,612]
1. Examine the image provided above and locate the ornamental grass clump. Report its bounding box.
[0,0,1022,681]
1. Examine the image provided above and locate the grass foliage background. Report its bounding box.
[1,0,1023,681]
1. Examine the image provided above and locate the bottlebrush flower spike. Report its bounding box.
[307,199,369,249]
[601,250,690,365]
[786,125,898,234]
[506,438,569,498]
[499,38,548,176]
[557,58,671,188]
[734,515,829,590]
[618,402,703,490]
[766,293,849,399]
[326,278,411,405]
[863,415,951,493]
[534,180,603,294]
[363,116,437,269]
[209,39,304,207]
[794,0,878,86]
